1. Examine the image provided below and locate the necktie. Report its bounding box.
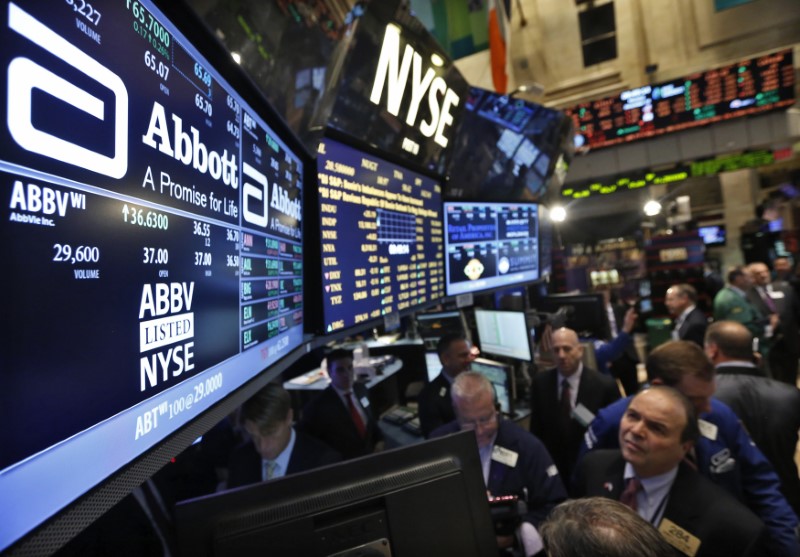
[560,379,572,429]
[262,460,277,481]
[347,392,367,438]
[619,477,642,511]
[759,287,777,313]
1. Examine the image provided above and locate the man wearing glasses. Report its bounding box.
[431,372,567,556]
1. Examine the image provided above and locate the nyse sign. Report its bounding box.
[369,24,460,149]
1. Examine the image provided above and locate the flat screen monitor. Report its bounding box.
[470,357,514,416]
[445,86,572,201]
[317,137,444,334]
[444,202,540,297]
[416,309,467,346]
[536,293,610,339]
[175,431,496,557]
[473,308,532,361]
[0,0,306,552]
[698,225,726,246]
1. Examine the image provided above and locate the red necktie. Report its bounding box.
[620,477,642,511]
[347,393,367,438]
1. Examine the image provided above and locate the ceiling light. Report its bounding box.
[644,200,662,216]
[550,205,566,222]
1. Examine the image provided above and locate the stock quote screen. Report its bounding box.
[444,202,540,296]
[317,138,444,333]
[0,0,304,549]
[566,49,795,151]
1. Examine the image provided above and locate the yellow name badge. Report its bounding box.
[658,518,701,557]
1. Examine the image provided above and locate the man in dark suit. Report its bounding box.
[299,348,382,460]
[227,383,341,489]
[529,327,620,485]
[773,256,800,298]
[747,261,800,384]
[576,386,766,557]
[431,372,567,557]
[418,333,473,437]
[665,283,708,347]
[706,320,800,515]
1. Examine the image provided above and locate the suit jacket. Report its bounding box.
[713,287,764,340]
[577,451,766,557]
[748,283,800,343]
[431,419,568,527]
[298,383,381,460]
[226,429,342,489]
[715,364,800,515]
[417,372,455,438]
[747,283,800,381]
[529,366,620,487]
[676,306,708,347]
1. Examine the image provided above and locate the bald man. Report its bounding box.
[529,327,620,485]
[707,320,800,514]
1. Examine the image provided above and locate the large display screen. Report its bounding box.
[0,0,304,550]
[445,87,572,201]
[317,138,444,333]
[566,48,795,151]
[444,202,540,296]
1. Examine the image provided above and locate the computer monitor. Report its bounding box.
[175,431,496,557]
[536,293,610,339]
[473,308,532,361]
[698,225,726,246]
[416,309,468,350]
[470,357,514,416]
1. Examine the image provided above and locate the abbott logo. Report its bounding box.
[242,161,268,228]
[6,3,128,178]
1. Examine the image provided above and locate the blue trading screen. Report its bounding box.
[444,202,540,296]
[317,138,444,333]
[0,0,304,549]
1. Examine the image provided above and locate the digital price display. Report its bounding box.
[444,202,540,296]
[566,49,795,151]
[317,138,443,333]
[0,0,303,550]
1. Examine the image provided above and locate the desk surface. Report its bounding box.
[284,359,404,391]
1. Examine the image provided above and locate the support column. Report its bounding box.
[718,169,760,269]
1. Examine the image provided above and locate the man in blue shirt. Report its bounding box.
[577,340,799,556]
